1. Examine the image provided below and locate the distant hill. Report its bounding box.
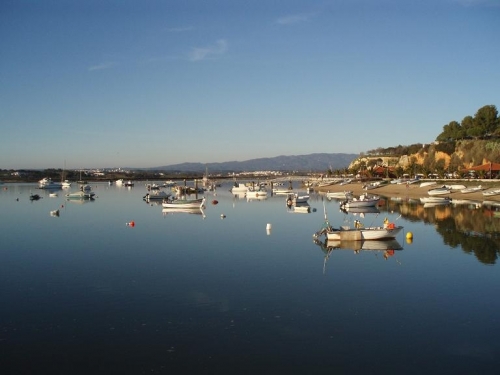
[150,153,358,173]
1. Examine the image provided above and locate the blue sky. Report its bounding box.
[1,0,499,169]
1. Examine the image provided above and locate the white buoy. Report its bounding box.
[266,223,272,230]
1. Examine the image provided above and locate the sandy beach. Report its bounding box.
[313,180,500,202]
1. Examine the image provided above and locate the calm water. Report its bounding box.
[1,182,500,374]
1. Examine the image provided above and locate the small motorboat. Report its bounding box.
[427,186,451,196]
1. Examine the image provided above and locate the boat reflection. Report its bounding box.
[340,206,380,214]
[288,203,311,213]
[162,207,206,218]
[65,197,95,204]
[313,238,403,273]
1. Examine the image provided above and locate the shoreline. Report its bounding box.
[313,181,500,202]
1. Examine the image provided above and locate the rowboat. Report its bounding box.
[363,180,388,190]
[483,188,500,197]
[427,186,451,195]
[326,191,353,200]
[162,196,205,209]
[460,185,484,194]
[340,193,379,208]
[420,181,437,188]
[444,184,466,192]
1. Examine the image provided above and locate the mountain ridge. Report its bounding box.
[149,153,358,172]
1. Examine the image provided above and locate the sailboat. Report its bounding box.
[61,161,72,188]
[77,170,87,184]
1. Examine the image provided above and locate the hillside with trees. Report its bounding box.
[347,104,500,179]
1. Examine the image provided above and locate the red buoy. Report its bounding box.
[212,200,218,205]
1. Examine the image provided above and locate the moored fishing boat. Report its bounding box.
[231,182,248,193]
[314,217,403,241]
[246,185,268,199]
[162,196,205,209]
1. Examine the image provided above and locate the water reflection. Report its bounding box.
[376,196,500,264]
[313,238,404,273]
[162,207,206,218]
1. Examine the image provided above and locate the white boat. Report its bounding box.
[483,188,500,197]
[340,193,379,208]
[230,182,248,193]
[61,180,72,188]
[419,181,436,188]
[66,190,95,199]
[444,184,466,192]
[314,218,403,241]
[38,177,62,189]
[116,179,124,185]
[363,181,388,190]
[246,186,268,199]
[162,196,205,209]
[286,193,309,206]
[326,191,353,200]
[427,186,451,195]
[49,192,58,197]
[460,185,484,194]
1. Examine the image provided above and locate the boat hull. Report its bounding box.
[326,226,403,241]
[162,197,205,209]
[427,188,451,195]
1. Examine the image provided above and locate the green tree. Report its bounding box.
[461,115,474,137]
[474,105,498,135]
